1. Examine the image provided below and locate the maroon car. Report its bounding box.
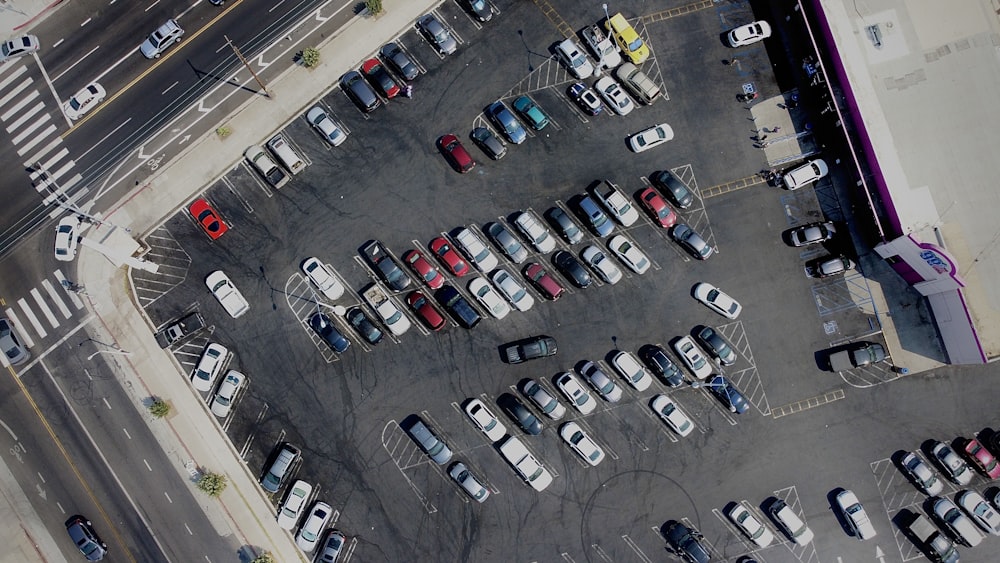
[438,134,476,173]
[402,249,444,289]
[638,186,677,228]
[407,291,446,331]
[524,263,564,300]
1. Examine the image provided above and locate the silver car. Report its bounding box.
[0,318,29,365]
[486,222,528,264]
[140,19,184,59]
[449,462,490,502]
[580,361,622,402]
[521,379,566,420]
[418,14,457,55]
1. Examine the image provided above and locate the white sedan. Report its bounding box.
[608,235,650,274]
[206,270,250,319]
[559,422,605,466]
[64,83,106,121]
[727,502,774,547]
[651,394,694,437]
[192,342,229,392]
[727,20,772,47]
[693,282,742,319]
[610,350,652,391]
[836,489,877,540]
[513,211,556,253]
[210,370,245,418]
[301,257,345,300]
[454,227,499,272]
[959,490,1000,535]
[54,216,80,262]
[594,76,635,116]
[276,480,313,530]
[673,336,713,380]
[592,181,640,226]
[306,106,348,146]
[491,269,534,312]
[464,398,507,442]
[296,501,333,552]
[468,277,510,319]
[556,371,596,414]
[581,245,622,284]
[628,123,674,153]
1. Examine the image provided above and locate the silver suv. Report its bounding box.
[140,19,184,59]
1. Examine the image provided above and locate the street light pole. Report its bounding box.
[602,3,610,22]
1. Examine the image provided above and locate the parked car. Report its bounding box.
[783,158,829,190]
[608,235,650,274]
[449,462,490,502]
[934,496,984,547]
[306,106,348,146]
[360,240,411,290]
[577,194,615,237]
[555,371,596,414]
[651,170,695,209]
[727,502,774,547]
[580,361,622,402]
[521,379,566,420]
[380,42,419,81]
[628,123,674,153]
[651,394,694,437]
[638,186,677,228]
[276,480,312,530]
[559,422,605,466]
[837,489,877,540]
[605,12,649,63]
[261,443,300,493]
[568,82,603,115]
[665,522,710,563]
[417,13,457,54]
[406,291,446,331]
[553,250,591,288]
[500,394,543,435]
[594,76,635,115]
[707,375,748,414]
[931,440,974,485]
[187,199,228,240]
[471,127,506,160]
[639,344,684,387]
[673,336,711,380]
[486,101,527,144]
[434,285,482,329]
[491,268,534,311]
[454,228,498,272]
[461,0,492,22]
[346,307,384,345]
[580,24,622,69]
[900,451,944,495]
[296,502,333,552]
[402,249,444,289]
[192,342,229,392]
[696,326,737,366]
[361,57,400,98]
[65,515,107,561]
[513,96,550,130]
[555,37,595,79]
[140,19,184,58]
[0,318,29,366]
[958,489,1000,535]
[468,277,511,319]
[769,498,815,546]
[609,350,652,391]
[464,398,507,442]
[908,513,959,563]
[301,257,345,300]
[315,530,347,563]
[0,34,40,63]
[546,207,585,244]
[514,210,556,253]
[962,437,1000,479]
[805,254,855,278]
[789,221,836,247]
[54,215,81,260]
[581,245,622,284]
[524,262,564,300]
[503,335,557,364]
[406,418,453,464]
[727,20,772,47]
[693,283,742,319]
[591,181,640,226]
[64,83,106,120]
[438,134,476,173]
[430,236,470,276]
[671,224,714,259]
[309,313,351,353]
[340,71,381,113]
[205,270,250,319]
[486,222,528,263]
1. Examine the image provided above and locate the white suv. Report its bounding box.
[454,228,499,272]
[591,181,639,226]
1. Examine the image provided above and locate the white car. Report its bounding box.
[191,342,229,392]
[931,441,974,485]
[581,361,623,402]
[63,83,106,121]
[315,530,346,563]
[140,19,184,59]
[581,245,622,284]
[369,295,411,337]
[591,181,640,226]
[306,106,348,146]
[296,501,333,552]
[837,489,877,540]
[900,451,943,495]
[628,123,675,153]
[449,462,490,503]
[935,496,984,547]
[783,158,829,190]
[559,422,605,466]
[206,270,250,319]
[209,370,245,418]
[464,398,507,442]
[0,34,40,63]
[594,76,634,115]
[54,216,81,261]
[491,269,534,312]
[468,277,510,319]
[555,37,595,79]
[580,24,622,69]
[727,20,772,48]
[610,350,652,391]
[608,235,650,274]
[651,394,694,437]
[727,502,774,547]
[959,490,1000,535]
[555,371,596,414]
[454,228,499,272]
[276,480,313,530]
[301,257,345,300]
[692,283,742,319]
[513,211,556,253]
[769,498,815,546]
[673,336,712,380]
[522,379,566,420]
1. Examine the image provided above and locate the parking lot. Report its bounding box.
[122,1,949,561]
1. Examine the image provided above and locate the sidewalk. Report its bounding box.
[68,2,442,562]
[0,0,61,37]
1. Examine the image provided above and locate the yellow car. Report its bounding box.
[605,13,649,64]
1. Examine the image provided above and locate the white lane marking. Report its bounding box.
[22,136,61,169]
[15,299,47,338]
[11,113,51,145]
[1,89,40,122]
[0,77,33,108]
[0,65,27,93]
[3,310,35,347]
[54,270,84,310]
[30,288,60,328]
[75,117,130,162]
[16,124,57,156]
[41,280,72,319]
[51,45,101,83]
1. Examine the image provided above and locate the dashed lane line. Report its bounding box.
[771,388,846,419]
[701,174,768,199]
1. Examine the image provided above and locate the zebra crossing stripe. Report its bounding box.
[12,113,52,145]
[15,299,46,338]
[54,269,85,310]
[2,89,39,123]
[28,147,69,180]
[0,65,28,93]
[7,101,45,133]
[4,309,35,348]
[29,288,59,329]
[24,136,61,169]
[41,279,72,319]
[16,123,57,156]
[0,77,33,109]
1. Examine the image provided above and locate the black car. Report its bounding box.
[546,207,584,244]
[651,170,694,209]
[379,42,419,81]
[695,326,737,366]
[503,335,558,364]
[461,0,493,22]
[666,522,710,563]
[470,127,506,160]
[340,71,381,113]
[708,375,749,414]
[66,515,107,561]
[552,250,591,288]
[435,285,481,329]
[499,393,542,435]
[309,312,350,353]
[360,240,411,291]
[639,344,684,387]
[346,307,384,345]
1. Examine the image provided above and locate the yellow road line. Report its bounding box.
[531,0,575,39]
[642,0,715,24]
[771,388,846,419]
[701,174,768,199]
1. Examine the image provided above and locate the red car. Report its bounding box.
[407,291,446,331]
[188,198,228,239]
[438,134,476,173]
[360,58,401,98]
[402,249,444,289]
[963,437,1000,479]
[638,186,677,228]
[524,263,564,300]
[429,237,470,276]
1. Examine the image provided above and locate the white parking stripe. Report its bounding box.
[12,113,52,145]
[0,65,28,93]
[7,101,45,134]
[41,279,72,319]
[16,124,57,156]
[30,288,59,329]
[54,270,85,310]
[2,90,40,124]
[15,299,46,338]
[0,77,33,109]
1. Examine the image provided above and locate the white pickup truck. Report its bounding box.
[498,435,553,491]
[362,283,411,336]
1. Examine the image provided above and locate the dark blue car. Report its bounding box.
[486,101,527,145]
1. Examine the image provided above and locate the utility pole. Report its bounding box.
[224,35,269,98]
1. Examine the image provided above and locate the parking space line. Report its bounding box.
[241,161,275,198]
[529,0,574,39]
[501,56,575,99]
[770,388,845,419]
[638,399,680,443]
[641,0,714,24]
[620,535,653,563]
[590,544,612,562]
[452,0,484,30]
[380,420,438,514]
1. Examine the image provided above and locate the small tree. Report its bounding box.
[250,553,275,563]
[196,471,228,497]
[148,398,170,418]
[216,125,232,138]
[300,47,320,68]
[366,0,383,16]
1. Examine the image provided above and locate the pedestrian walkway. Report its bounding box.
[749,90,820,166]
[1,268,86,367]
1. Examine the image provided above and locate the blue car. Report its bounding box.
[512,96,550,131]
[577,194,614,237]
[486,101,527,145]
[708,375,748,414]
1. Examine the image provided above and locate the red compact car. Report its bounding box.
[429,237,470,276]
[638,186,677,228]
[524,263,564,300]
[407,291,446,331]
[188,198,228,239]
[438,134,476,173]
[360,58,401,99]
[963,437,1000,479]
[402,249,444,289]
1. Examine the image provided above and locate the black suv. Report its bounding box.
[503,335,558,364]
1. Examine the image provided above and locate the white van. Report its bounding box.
[244,145,289,188]
[615,62,661,104]
[266,134,307,175]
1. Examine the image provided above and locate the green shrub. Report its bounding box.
[301,47,320,68]
[148,399,170,418]
[196,472,228,497]
[366,0,384,16]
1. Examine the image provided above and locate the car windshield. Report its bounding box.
[628,38,644,51]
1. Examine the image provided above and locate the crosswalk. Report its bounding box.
[0,56,84,215]
[1,269,86,367]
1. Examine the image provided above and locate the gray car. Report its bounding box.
[379,42,419,81]
[671,224,714,260]
[651,170,694,209]
[340,71,381,113]
[577,194,614,237]
[418,14,457,55]
[0,318,29,365]
[486,101,527,145]
[546,207,585,244]
[471,127,506,160]
[696,326,737,366]
[486,222,528,264]
[407,419,453,464]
